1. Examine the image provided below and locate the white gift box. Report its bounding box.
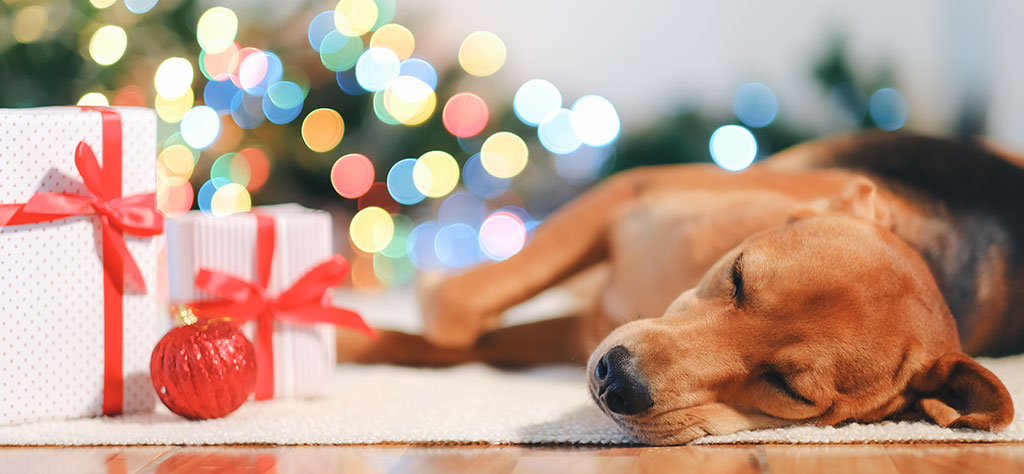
[165,204,337,399]
[0,107,160,425]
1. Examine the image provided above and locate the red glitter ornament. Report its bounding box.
[150,307,258,420]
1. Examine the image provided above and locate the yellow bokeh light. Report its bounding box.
[210,183,252,217]
[196,7,238,54]
[349,206,394,253]
[77,92,109,107]
[458,31,506,77]
[369,23,415,60]
[154,57,194,100]
[412,150,459,198]
[90,0,117,8]
[12,5,48,44]
[334,0,379,37]
[383,76,436,126]
[301,108,345,152]
[88,25,127,66]
[155,88,195,123]
[157,144,196,185]
[481,132,529,178]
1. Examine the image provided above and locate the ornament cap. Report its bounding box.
[173,305,198,326]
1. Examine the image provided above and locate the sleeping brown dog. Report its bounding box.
[339,132,1023,445]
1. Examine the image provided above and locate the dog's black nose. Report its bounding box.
[594,345,653,415]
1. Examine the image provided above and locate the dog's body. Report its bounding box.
[340,133,1024,444]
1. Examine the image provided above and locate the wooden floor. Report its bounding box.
[3,444,1024,473]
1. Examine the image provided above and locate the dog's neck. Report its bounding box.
[884,189,1019,355]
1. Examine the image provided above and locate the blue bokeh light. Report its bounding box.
[538,108,582,155]
[336,70,368,95]
[868,88,908,131]
[399,58,438,90]
[733,82,778,128]
[439,192,487,228]
[462,153,510,199]
[514,79,562,127]
[229,90,266,129]
[434,223,480,269]
[204,79,239,116]
[307,11,336,52]
[386,158,426,205]
[406,221,441,271]
[355,47,400,92]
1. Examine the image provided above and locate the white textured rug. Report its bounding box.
[2,355,1024,446]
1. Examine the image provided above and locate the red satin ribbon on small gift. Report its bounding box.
[0,107,163,415]
[189,214,376,400]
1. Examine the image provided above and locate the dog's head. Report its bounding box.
[588,178,1014,444]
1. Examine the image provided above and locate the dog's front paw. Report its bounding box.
[417,272,490,350]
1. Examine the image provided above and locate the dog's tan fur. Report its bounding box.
[339,133,1021,444]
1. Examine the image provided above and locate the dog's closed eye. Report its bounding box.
[730,253,745,307]
[763,368,815,406]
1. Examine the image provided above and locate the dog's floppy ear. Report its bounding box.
[910,353,1014,431]
[788,177,892,227]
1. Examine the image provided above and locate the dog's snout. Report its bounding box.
[594,345,654,416]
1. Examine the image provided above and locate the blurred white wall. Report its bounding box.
[391,0,1024,151]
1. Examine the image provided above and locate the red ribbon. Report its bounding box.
[189,214,376,400]
[0,107,163,415]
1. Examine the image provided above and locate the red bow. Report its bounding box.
[190,254,376,400]
[0,142,163,291]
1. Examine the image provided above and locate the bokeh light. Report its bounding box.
[514,79,561,126]
[308,11,336,52]
[479,211,527,261]
[89,26,127,66]
[210,182,252,217]
[380,213,413,259]
[334,0,379,37]
[12,6,48,44]
[237,147,271,191]
[91,0,117,8]
[442,92,489,138]
[358,182,401,213]
[481,132,528,178]
[538,108,582,154]
[709,125,757,171]
[336,70,368,95]
[554,144,612,185]
[399,58,437,90]
[154,57,194,99]
[373,252,415,287]
[462,153,510,199]
[320,31,363,72]
[458,31,506,77]
[124,0,158,14]
[869,88,908,131]
[301,108,345,152]
[434,223,480,269]
[733,82,778,128]
[262,80,304,124]
[371,0,397,30]
[438,192,486,227]
[406,221,441,271]
[386,158,426,205]
[569,95,620,147]
[383,76,436,125]
[156,180,194,218]
[239,51,283,96]
[372,91,400,125]
[229,91,265,129]
[155,88,194,123]
[331,153,375,198]
[197,177,231,216]
[180,106,221,149]
[77,92,109,107]
[356,47,400,92]
[350,206,394,253]
[196,7,238,54]
[157,144,195,185]
[200,43,239,81]
[413,150,459,198]
[370,24,414,60]
[113,85,146,107]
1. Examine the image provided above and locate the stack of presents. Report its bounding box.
[0,106,373,425]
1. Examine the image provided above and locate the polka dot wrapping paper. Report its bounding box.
[0,107,161,425]
[164,205,338,400]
